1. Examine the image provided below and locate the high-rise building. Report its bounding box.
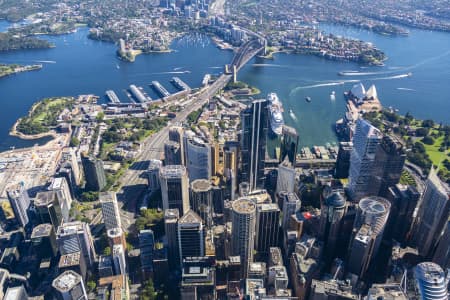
[190,179,213,227]
[366,283,408,300]
[279,192,301,231]
[49,177,73,222]
[169,126,185,165]
[178,210,205,263]
[240,99,269,191]
[6,183,30,227]
[147,159,162,192]
[139,229,155,275]
[164,141,183,165]
[52,270,88,300]
[414,262,449,300]
[319,191,347,258]
[56,221,97,266]
[411,170,450,257]
[185,137,212,181]
[386,184,420,243]
[223,141,239,201]
[348,119,382,201]
[59,252,87,282]
[255,203,280,255]
[100,192,122,231]
[373,135,406,197]
[309,279,358,300]
[276,158,296,194]
[348,196,391,277]
[61,147,82,186]
[335,142,353,179]
[31,223,57,258]
[4,285,29,300]
[433,218,450,269]
[160,165,190,215]
[35,191,64,230]
[112,244,126,275]
[81,155,107,192]
[280,125,299,165]
[231,197,256,277]
[164,209,180,268]
[180,257,216,300]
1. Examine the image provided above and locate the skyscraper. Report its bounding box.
[31,223,57,259]
[81,155,107,192]
[139,229,155,276]
[240,99,269,191]
[164,209,180,268]
[279,191,301,231]
[6,183,30,228]
[414,262,449,300]
[276,158,296,194]
[49,177,73,223]
[373,135,406,197]
[160,165,190,215]
[412,170,450,257]
[147,159,162,192]
[319,191,347,258]
[52,270,88,300]
[100,192,122,231]
[223,141,239,201]
[35,191,64,230]
[56,221,97,266]
[280,125,299,165]
[164,141,183,165]
[190,179,213,227]
[178,210,205,264]
[348,119,382,201]
[231,197,256,277]
[386,184,420,243]
[169,125,185,165]
[255,203,280,255]
[185,137,212,181]
[433,218,450,269]
[335,142,353,179]
[348,196,391,277]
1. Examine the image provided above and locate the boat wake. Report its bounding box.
[173,67,183,70]
[154,70,191,74]
[371,73,411,80]
[209,66,222,69]
[252,63,288,68]
[289,111,297,121]
[35,60,56,64]
[289,80,358,95]
[397,87,416,91]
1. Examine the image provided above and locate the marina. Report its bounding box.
[105,90,121,103]
[171,77,191,91]
[129,84,152,102]
[150,81,170,98]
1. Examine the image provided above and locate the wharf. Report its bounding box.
[171,77,191,91]
[105,90,121,103]
[151,81,170,98]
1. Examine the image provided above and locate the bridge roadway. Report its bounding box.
[111,31,266,227]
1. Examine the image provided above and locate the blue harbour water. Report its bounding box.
[0,20,449,151]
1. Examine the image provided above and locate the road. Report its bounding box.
[111,74,232,227]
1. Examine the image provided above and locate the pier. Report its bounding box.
[150,81,170,98]
[129,84,151,103]
[105,90,121,103]
[171,77,191,92]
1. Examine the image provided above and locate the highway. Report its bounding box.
[113,74,233,223]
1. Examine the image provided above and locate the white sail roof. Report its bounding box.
[366,84,378,99]
[351,83,366,100]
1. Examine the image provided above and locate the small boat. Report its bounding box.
[305,96,311,103]
[331,91,336,96]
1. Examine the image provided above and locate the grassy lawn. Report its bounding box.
[423,135,448,167]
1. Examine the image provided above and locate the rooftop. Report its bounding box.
[191,179,211,192]
[31,223,53,238]
[178,209,203,225]
[232,197,256,214]
[52,270,83,292]
[34,191,56,206]
[99,191,117,203]
[59,252,82,268]
[160,165,187,178]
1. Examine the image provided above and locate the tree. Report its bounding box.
[70,136,80,147]
[96,112,105,122]
[422,136,434,145]
[141,279,156,300]
[103,246,111,256]
[87,280,96,292]
[416,127,429,137]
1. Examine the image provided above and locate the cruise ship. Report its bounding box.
[267,93,284,136]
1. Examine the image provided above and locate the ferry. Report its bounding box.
[267,93,284,136]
